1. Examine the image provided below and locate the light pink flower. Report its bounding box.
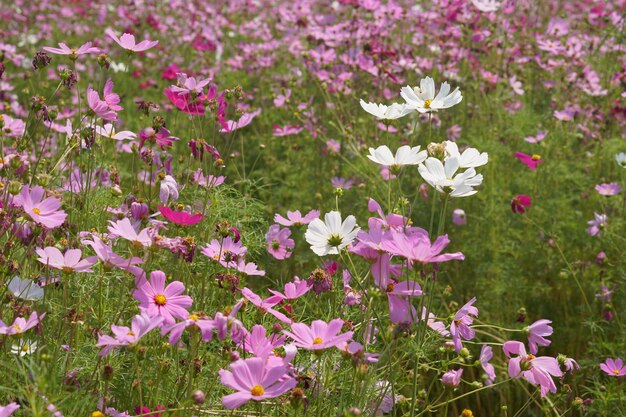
[600,358,626,377]
[449,297,478,353]
[36,247,97,273]
[0,403,20,417]
[96,313,164,356]
[82,236,143,271]
[14,185,67,229]
[503,341,563,397]
[133,270,193,325]
[480,345,496,385]
[441,369,463,387]
[0,114,25,137]
[106,29,158,52]
[266,225,294,260]
[108,218,153,247]
[43,42,99,56]
[526,319,553,354]
[268,277,312,301]
[219,357,297,409]
[283,319,353,351]
[0,312,44,335]
[274,209,320,226]
[161,313,215,345]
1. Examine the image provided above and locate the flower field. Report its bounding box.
[0,0,625,416]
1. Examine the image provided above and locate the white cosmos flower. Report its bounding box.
[359,100,414,120]
[95,124,136,141]
[7,276,44,301]
[305,211,360,256]
[616,152,626,168]
[11,340,38,356]
[367,145,427,167]
[418,157,483,197]
[471,0,501,12]
[444,141,488,168]
[400,76,463,113]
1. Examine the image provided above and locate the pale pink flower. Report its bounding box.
[283,319,353,351]
[14,185,67,229]
[274,209,320,226]
[503,341,563,397]
[36,247,97,273]
[96,313,164,356]
[133,270,193,325]
[43,42,99,56]
[107,218,153,248]
[106,29,158,52]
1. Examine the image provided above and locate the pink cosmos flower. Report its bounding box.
[503,341,563,397]
[105,29,158,52]
[441,369,463,387]
[36,247,97,273]
[43,42,99,56]
[509,76,525,95]
[524,131,548,144]
[220,109,261,133]
[108,218,153,247]
[283,319,353,351]
[82,236,143,271]
[133,270,193,325]
[0,312,44,335]
[96,313,164,356]
[161,313,215,345]
[95,124,136,141]
[600,358,626,377]
[515,152,543,170]
[0,114,25,137]
[158,206,202,226]
[0,403,19,417]
[14,185,67,229]
[266,224,294,260]
[236,259,266,276]
[219,357,297,409]
[452,209,466,225]
[274,209,320,226]
[268,277,312,301]
[595,182,621,196]
[87,86,118,121]
[201,237,247,267]
[381,229,464,266]
[241,288,290,323]
[164,87,204,115]
[169,73,212,96]
[139,127,179,150]
[450,297,478,353]
[586,212,607,236]
[386,280,423,324]
[511,194,531,214]
[241,324,285,358]
[526,319,553,354]
[272,125,303,136]
[480,345,496,385]
[103,79,122,111]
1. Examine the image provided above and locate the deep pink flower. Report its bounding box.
[164,87,204,115]
[36,247,97,273]
[511,194,532,214]
[158,206,202,226]
[441,369,463,387]
[449,297,478,353]
[600,358,626,377]
[266,225,294,260]
[526,319,553,354]
[133,270,193,325]
[515,152,543,170]
[503,341,563,397]
[14,185,67,228]
[219,357,297,409]
[139,127,179,150]
[96,313,164,356]
[274,209,320,226]
[283,319,353,351]
[43,42,99,56]
[106,29,158,52]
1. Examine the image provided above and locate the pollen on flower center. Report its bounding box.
[154,294,167,306]
[13,324,21,332]
[313,337,324,345]
[386,283,395,292]
[250,384,265,396]
[424,99,432,109]
[327,234,343,247]
[188,314,199,321]
[127,331,135,336]
[613,369,620,375]
[531,154,541,161]
[32,207,41,215]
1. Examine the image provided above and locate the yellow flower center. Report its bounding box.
[127,331,135,336]
[424,99,432,109]
[154,294,167,306]
[21,345,29,352]
[92,411,105,417]
[62,266,74,273]
[461,409,474,417]
[386,283,395,293]
[531,154,541,161]
[613,369,620,375]
[32,207,41,215]
[13,324,21,332]
[188,314,199,321]
[250,385,265,396]
[313,337,324,345]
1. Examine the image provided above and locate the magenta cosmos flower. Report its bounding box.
[515,152,543,170]
[511,194,531,214]
[219,357,297,409]
[526,319,553,354]
[503,341,563,397]
[164,87,205,115]
[158,206,202,226]
[105,29,159,52]
[133,270,193,325]
[36,247,97,273]
[283,319,353,351]
[43,41,99,57]
[0,403,19,417]
[265,224,294,259]
[15,185,67,228]
[274,209,320,226]
[600,358,626,377]
[96,313,164,356]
